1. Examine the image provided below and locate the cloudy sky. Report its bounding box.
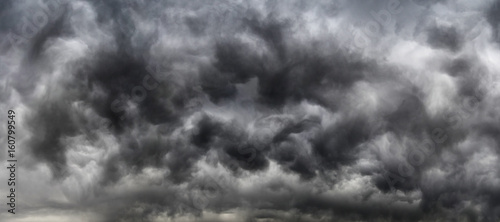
[1,0,500,221]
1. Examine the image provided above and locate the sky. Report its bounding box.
[1,0,500,221]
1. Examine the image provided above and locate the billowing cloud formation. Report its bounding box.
[1,0,500,221]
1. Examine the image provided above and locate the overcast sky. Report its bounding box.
[1,0,500,221]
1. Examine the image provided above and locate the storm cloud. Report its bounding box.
[1,0,500,221]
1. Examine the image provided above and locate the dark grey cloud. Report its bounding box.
[487,0,500,43]
[1,0,500,221]
[426,24,464,52]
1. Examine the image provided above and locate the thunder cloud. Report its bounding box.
[1,0,500,221]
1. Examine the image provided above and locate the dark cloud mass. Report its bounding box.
[1,0,500,221]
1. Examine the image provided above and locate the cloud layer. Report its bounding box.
[1,0,500,221]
